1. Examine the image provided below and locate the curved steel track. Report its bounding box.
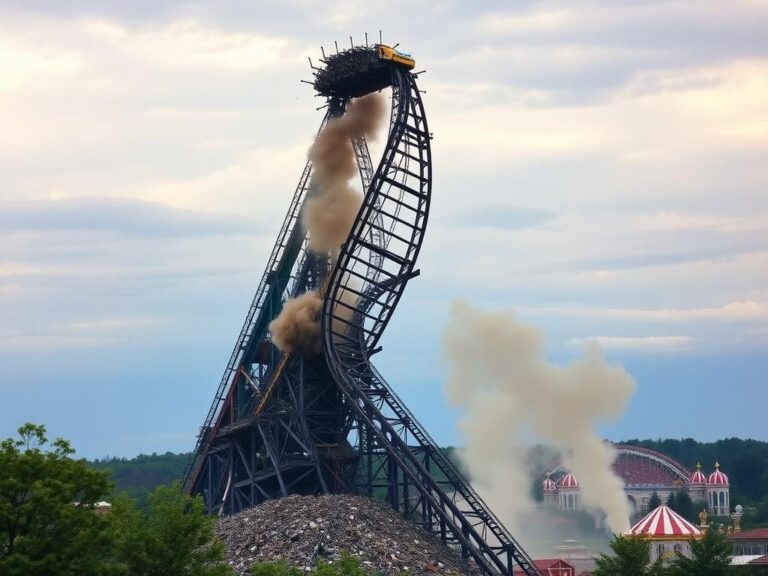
[322,68,540,576]
[185,61,540,576]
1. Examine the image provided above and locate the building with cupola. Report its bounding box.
[707,462,730,515]
[557,473,580,511]
[542,445,731,516]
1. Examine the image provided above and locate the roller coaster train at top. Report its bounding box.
[182,40,541,576]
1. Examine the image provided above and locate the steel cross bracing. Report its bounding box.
[321,68,540,576]
[181,128,318,492]
[183,106,351,493]
[184,57,541,576]
[183,99,387,502]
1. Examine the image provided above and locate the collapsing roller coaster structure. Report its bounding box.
[183,40,541,576]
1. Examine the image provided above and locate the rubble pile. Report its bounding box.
[215,494,481,575]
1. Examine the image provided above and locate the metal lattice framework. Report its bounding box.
[183,46,540,576]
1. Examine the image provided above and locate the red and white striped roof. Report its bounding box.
[628,505,702,538]
[690,463,707,485]
[708,462,729,485]
[543,476,557,492]
[558,472,579,489]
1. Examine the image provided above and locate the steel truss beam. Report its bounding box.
[186,59,540,576]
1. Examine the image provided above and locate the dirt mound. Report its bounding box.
[215,494,481,575]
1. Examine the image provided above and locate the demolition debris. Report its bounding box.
[215,494,482,575]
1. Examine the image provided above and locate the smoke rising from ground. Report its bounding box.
[442,300,635,535]
[269,291,322,354]
[303,93,386,253]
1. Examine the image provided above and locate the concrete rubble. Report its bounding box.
[215,494,482,575]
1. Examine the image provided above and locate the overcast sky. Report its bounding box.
[2,0,767,458]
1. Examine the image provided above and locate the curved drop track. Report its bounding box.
[185,64,541,576]
[322,68,540,576]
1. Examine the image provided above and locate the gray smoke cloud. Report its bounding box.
[269,290,322,354]
[442,299,635,535]
[303,93,386,254]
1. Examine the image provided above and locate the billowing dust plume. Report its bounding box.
[303,93,386,253]
[269,291,322,354]
[442,300,635,534]
[270,96,384,355]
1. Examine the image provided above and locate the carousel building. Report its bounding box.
[626,505,702,562]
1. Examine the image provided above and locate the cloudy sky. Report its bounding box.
[2,0,767,458]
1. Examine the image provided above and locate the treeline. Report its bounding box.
[89,452,190,508]
[2,425,231,576]
[87,448,464,508]
[88,439,768,523]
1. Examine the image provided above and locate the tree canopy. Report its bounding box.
[109,481,231,576]
[1,424,232,576]
[0,423,114,576]
[668,529,734,576]
[648,492,663,512]
[593,535,668,576]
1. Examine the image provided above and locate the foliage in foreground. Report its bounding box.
[595,530,739,576]
[109,481,231,576]
[0,424,232,576]
[592,535,667,576]
[0,424,114,576]
[668,529,734,576]
[251,551,395,576]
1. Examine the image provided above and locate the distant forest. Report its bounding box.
[89,451,189,509]
[90,439,768,524]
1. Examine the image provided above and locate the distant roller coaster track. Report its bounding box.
[549,444,691,486]
[183,44,541,576]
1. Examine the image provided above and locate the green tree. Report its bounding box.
[0,423,115,576]
[90,451,190,510]
[593,535,668,576]
[648,491,663,512]
[673,492,695,523]
[110,481,232,576]
[250,551,386,576]
[250,560,301,576]
[667,492,677,510]
[666,491,696,523]
[669,529,734,576]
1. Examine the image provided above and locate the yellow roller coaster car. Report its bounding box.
[376,44,415,70]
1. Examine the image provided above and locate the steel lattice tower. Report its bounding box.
[183,43,541,576]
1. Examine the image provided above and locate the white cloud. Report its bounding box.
[477,8,572,35]
[567,335,694,352]
[82,19,289,70]
[70,317,163,331]
[0,0,765,456]
[523,301,768,323]
[0,333,117,353]
[0,39,84,92]
[632,212,767,233]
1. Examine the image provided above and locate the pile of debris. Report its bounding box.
[215,494,482,575]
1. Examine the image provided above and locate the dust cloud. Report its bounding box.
[442,300,635,535]
[270,95,385,355]
[303,93,386,253]
[269,291,322,355]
